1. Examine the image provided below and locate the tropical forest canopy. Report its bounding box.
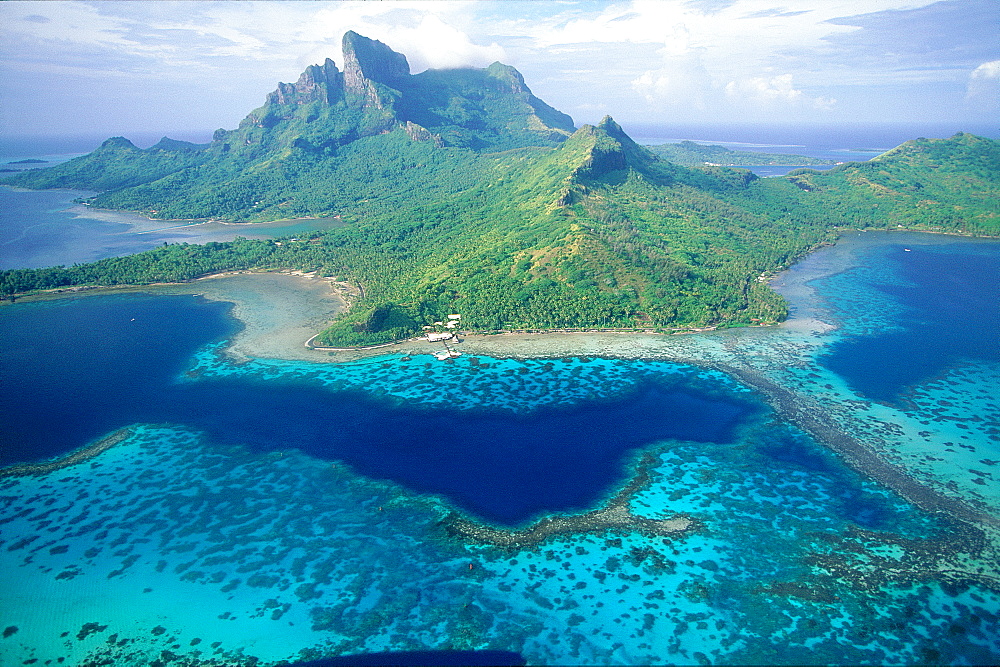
[3,32,999,346]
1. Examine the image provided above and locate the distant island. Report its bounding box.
[3,31,998,347]
[6,158,48,164]
[646,140,834,167]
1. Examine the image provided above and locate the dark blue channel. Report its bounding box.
[759,430,897,529]
[0,293,757,526]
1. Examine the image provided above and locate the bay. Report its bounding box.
[819,239,1000,404]
[0,185,346,270]
[0,292,758,526]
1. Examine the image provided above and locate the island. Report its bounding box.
[645,140,835,167]
[2,30,1000,667]
[3,32,998,351]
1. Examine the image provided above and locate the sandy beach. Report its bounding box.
[172,271,353,362]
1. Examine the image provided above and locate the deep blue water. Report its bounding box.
[0,295,238,461]
[0,293,756,526]
[819,243,1000,403]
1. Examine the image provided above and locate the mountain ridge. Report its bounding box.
[2,33,998,345]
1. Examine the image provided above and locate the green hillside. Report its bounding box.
[647,140,834,167]
[3,33,999,346]
[782,133,1000,233]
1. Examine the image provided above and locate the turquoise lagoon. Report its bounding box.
[1,231,999,665]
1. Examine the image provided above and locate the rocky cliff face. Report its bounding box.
[266,58,342,105]
[263,32,410,111]
[245,31,574,151]
[341,31,409,97]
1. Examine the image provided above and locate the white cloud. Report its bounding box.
[970,60,1000,80]
[217,1,505,73]
[341,14,506,72]
[525,2,946,84]
[966,59,1000,109]
[632,71,671,100]
[726,74,803,104]
[0,1,504,78]
[630,53,712,110]
[724,73,837,110]
[812,95,837,110]
[1,1,128,47]
[0,0,996,134]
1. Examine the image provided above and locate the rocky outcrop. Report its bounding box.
[341,31,409,92]
[561,115,668,185]
[98,136,139,151]
[487,62,575,137]
[568,123,627,180]
[264,33,409,110]
[402,121,443,146]
[266,58,342,105]
[243,31,575,150]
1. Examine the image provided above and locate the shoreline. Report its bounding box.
[4,232,999,537]
[20,267,982,543]
[75,202,345,227]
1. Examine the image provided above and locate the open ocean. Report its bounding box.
[1,134,999,665]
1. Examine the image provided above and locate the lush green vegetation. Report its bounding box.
[6,137,211,194]
[647,140,834,167]
[781,133,1000,234]
[3,34,998,346]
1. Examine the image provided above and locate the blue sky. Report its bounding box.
[1,0,998,142]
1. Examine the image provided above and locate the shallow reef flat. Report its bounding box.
[159,271,349,362]
[2,407,997,664]
[2,231,1000,665]
[1,425,490,664]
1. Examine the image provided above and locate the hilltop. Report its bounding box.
[3,33,999,346]
[6,31,573,221]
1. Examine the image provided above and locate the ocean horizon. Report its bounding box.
[5,121,1000,168]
